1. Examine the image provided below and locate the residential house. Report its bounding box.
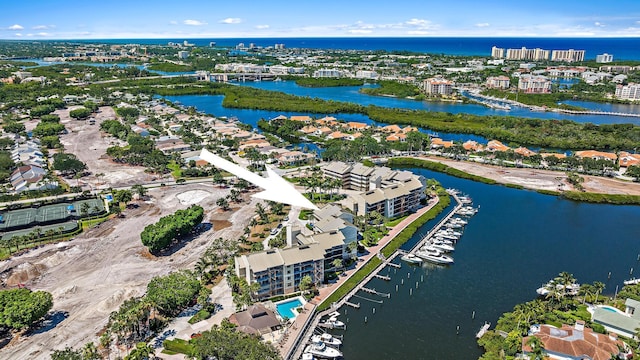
[228,304,281,335]
[276,151,315,166]
[300,125,318,135]
[523,321,629,360]
[574,150,617,162]
[619,152,640,168]
[514,147,537,157]
[463,140,484,152]
[155,136,191,154]
[10,165,58,193]
[486,76,511,89]
[290,115,313,124]
[592,299,640,339]
[518,74,552,93]
[486,140,510,152]
[386,133,406,142]
[314,127,333,137]
[344,122,368,131]
[430,138,454,148]
[327,131,348,140]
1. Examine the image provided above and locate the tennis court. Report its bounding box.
[36,203,71,224]
[0,198,106,233]
[0,208,37,231]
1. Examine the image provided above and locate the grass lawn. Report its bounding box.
[167,161,183,178]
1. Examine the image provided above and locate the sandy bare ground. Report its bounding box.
[57,106,171,189]
[421,156,640,196]
[0,183,255,360]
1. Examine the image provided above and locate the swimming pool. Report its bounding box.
[601,306,621,313]
[275,297,304,320]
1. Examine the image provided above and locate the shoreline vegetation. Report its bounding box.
[293,77,364,87]
[139,81,640,151]
[318,189,451,311]
[389,157,640,205]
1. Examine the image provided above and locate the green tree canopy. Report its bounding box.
[140,205,204,252]
[146,270,201,316]
[69,107,92,120]
[191,324,280,360]
[0,288,53,330]
[52,153,87,176]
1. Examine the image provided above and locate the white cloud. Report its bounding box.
[8,24,24,30]
[348,29,372,34]
[183,19,207,26]
[33,25,54,30]
[15,33,22,37]
[169,20,178,25]
[220,18,241,24]
[36,32,50,36]
[407,30,429,35]
[476,23,490,28]
[406,18,427,26]
[255,25,269,29]
[594,21,605,27]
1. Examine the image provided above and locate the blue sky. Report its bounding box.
[1,0,640,39]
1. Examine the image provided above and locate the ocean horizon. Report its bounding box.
[58,36,640,60]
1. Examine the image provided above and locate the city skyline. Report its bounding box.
[1,0,640,40]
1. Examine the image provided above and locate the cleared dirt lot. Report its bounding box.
[0,183,256,359]
[421,156,640,196]
[58,106,171,189]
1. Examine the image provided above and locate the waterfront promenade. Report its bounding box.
[277,196,440,359]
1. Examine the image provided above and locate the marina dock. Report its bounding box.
[285,191,474,360]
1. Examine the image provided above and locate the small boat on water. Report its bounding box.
[476,322,491,339]
[401,253,423,264]
[302,353,316,360]
[624,278,640,286]
[312,333,342,348]
[304,341,343,359]
[451,217,468,225]
[321,312,345,329]
[435,232,459,241]
[458,196,473,204]
[536,281,580,296]
[446,222,463,229]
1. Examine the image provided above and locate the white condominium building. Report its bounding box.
[518,74,552,94]
[615,83,640,100]
[596,53,614,63]
[423,76,454,95]
[551,49,585,62]
[486,76,511,89]
[491,46,505,58]
[313,68,343,78]
[505,47,549,61]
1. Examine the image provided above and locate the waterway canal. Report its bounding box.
[332,168,640,359]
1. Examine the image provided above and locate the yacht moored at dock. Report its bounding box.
[401,253,424,264]
[304,341,343,359]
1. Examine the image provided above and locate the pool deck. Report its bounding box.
[277,196,440,360]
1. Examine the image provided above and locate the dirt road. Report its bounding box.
[421,156,640,196]
[0,183,255,359]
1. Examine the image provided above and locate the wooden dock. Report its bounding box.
[375,274,391,281]
[387,262,401,268]
[345,301,361,308]
[476,322,491,339]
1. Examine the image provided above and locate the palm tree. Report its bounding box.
[593,281,605,303]
[557,271,576,296]
[525,336,546,359]
[216,197,230,211]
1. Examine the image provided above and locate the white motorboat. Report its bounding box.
[451,217,468,225]
[304,341,343,359]
[458,196,473,204]
[302,353,316,360]
[431,241,455,252]
[536,281,580,296]
[624,278,640,286]
[415,249,454,265]
[401,253,423,264]
[435,231,460,241]
[312,333,342,348]
[446,222,463,229]
[321,313,345,329]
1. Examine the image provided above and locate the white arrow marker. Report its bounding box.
[200,148,318,210]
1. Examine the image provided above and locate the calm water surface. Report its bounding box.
[333,168,640,359]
